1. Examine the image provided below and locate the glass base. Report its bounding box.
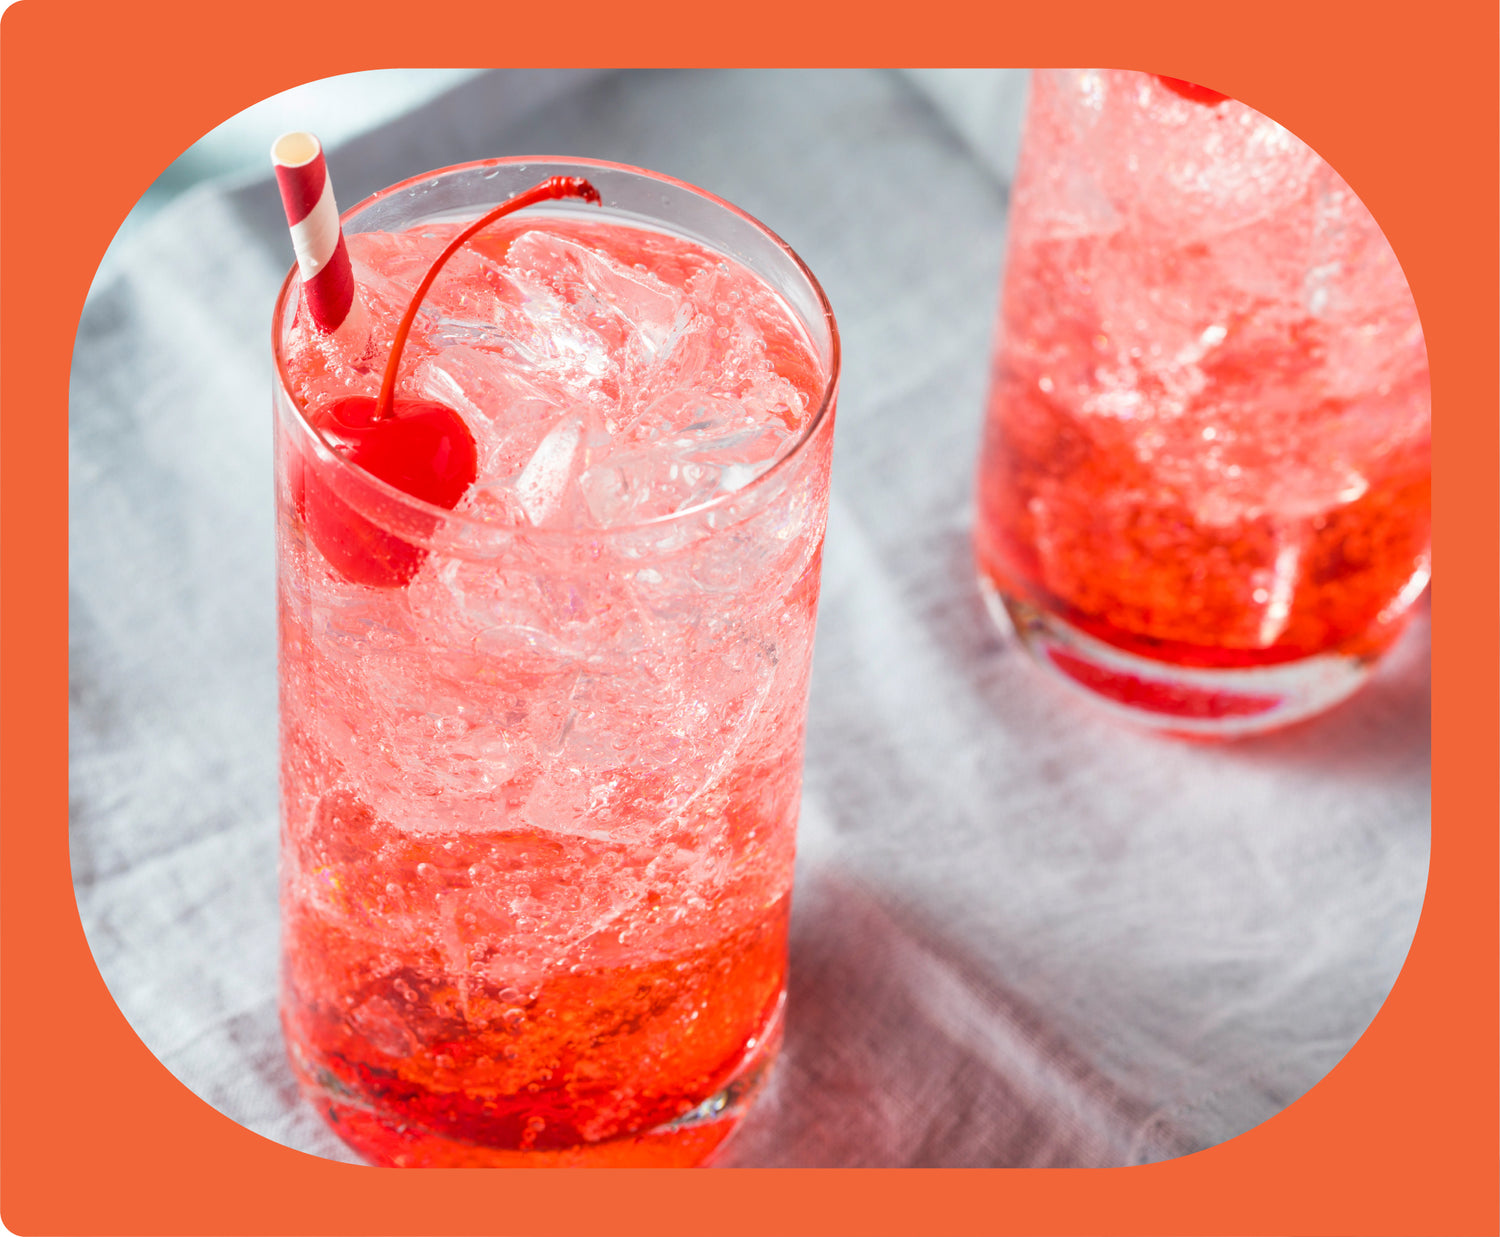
[981,581,1376,738]
[289,996,782,1168]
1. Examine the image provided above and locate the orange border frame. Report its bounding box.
[6,1,1495,1233]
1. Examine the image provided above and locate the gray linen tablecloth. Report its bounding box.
[68,68,1431,1169]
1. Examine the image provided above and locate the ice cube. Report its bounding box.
[631,389,743,441]
[683,420,795,467]
[515,416,585,526]
[418,348,561,422]
[577,453,651,526]
[614,308,717,429]
[579,448,722,526]
[508,229,688,368]
[459,482,529,526]
[347,228,442,315]
[578,382,798,527]
[413,247,511,322]
[448,291,612,391]
[417,349,581,487]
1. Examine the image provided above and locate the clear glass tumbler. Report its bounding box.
[974,70,1431,736]
[273,158,839,1166]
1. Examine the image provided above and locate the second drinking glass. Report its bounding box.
[975,70,1431,736]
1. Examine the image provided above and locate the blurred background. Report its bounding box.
[106,71,483,253]
[102,69,1029,274]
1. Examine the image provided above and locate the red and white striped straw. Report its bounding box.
[271,132,356,333]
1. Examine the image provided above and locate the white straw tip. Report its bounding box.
[271,131,322,168]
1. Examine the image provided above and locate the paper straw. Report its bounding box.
[271,132,356,333]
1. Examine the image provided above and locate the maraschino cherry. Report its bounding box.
[299,175,602,587]
[1156,75,1230,106]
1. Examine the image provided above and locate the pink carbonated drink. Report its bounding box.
[975,70,1431,735]
[272,159,838,1166]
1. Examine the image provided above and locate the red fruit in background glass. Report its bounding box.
[297,175,601,587]
[1156,75,1230,106]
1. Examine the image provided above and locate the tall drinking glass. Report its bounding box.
[975,70,1430,735]
[273,158,838,1166]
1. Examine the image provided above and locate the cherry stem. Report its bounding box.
[374,175,603,418]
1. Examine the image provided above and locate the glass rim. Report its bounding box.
[272,154,841,540]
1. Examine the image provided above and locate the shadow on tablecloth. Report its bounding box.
[718,872,1191,1167]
